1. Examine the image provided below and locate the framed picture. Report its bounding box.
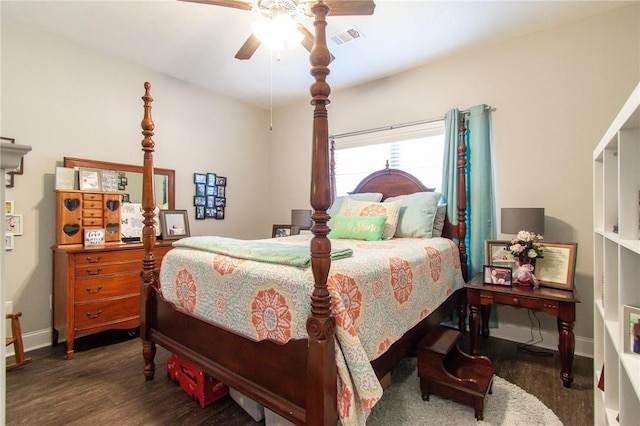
[206,195,215,208]
[215,207,225,220]
[295,226,312,235]
[79,168,101,191]
[159,210,191,240]
[5,234,14,251]
[5,200,14,215]
[623,305,640,356]
[217,186,225,197]
[207,173,217,186]
[483,265,512,286]
[216,176,227,186]
[194,196,206,206]
[215,197,226,207]
[84,228,106,247]
[195,183,206,197]
[272,225,293,238]
[194,173,206,184]
[535,242,578,291]
[206,185,216,196]
[195,206,205,220]
[484,240,510,264]
[6,214,23,236]
[205,207,216,218]
[101,170,119,192]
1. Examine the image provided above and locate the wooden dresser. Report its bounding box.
[52,240,173,359]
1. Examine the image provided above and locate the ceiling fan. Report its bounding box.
[181,0,376,60]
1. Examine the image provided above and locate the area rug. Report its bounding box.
[367,357,563,425]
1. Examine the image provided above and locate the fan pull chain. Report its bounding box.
[270,49,273,130]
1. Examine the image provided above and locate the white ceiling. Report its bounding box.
[2,1,632,110]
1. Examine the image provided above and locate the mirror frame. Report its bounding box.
[63,157,175,209]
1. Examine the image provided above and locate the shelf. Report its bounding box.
[593,82,639,426]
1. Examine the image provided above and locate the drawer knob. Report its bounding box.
[86,256,102,263]
[86,310,102,319]
[512,298,519,305]
[86,268,102,276]
[86,286,103,294]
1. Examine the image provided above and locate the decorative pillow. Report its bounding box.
[431,203,447,238]
[328,215,387,241]
[385,192,442,238]
[339,197,403,240]
[328,193,383,227]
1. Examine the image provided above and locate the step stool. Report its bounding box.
[417,327,494,420]
[6,312,31,370]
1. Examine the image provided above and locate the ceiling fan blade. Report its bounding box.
[297,24,335,63]
[235,33,261,60]
[179,0,253,11]
[307,1,376,16]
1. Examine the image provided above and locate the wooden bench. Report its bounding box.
[417,327,494,420]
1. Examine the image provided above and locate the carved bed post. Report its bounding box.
[456,117,468,281]
[140,82,158,380]
[306,1,337,425]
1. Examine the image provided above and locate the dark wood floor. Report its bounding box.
[6,329,592,425]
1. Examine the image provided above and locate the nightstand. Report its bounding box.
[464,274,580,388]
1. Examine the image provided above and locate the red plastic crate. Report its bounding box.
[167,353,229,408]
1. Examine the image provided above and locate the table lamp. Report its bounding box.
[291,209,312,229]
[501,208,545,235]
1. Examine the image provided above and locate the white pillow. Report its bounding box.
[432,204,447,238]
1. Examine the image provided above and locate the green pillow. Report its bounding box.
[385,192,442,238]
[329,215,387,241]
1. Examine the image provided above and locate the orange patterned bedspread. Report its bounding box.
[159,235,464,425]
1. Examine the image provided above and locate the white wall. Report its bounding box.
[270,5,640,356]
[1,21,271,346]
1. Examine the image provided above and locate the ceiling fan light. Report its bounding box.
[252,14,303,52]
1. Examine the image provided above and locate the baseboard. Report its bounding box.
[5,328,52,357]
[490,322,593,359]
[7,325,594,360]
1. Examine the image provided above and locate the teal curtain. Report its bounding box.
[444,105,496,326]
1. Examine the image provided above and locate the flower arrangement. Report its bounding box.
[507,230,544,261]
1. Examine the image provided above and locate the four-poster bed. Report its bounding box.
[139,2,470,425]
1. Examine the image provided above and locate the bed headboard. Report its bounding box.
[350,166,435,200]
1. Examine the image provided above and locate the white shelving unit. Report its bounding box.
[593,82,640,426]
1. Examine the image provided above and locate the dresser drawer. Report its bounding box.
[83,218,103,227]
[74,249,145,265]
[75,260,139,278]
[82,193,102,202]
[491,292,542,310]
[83,200,103,210]
[74,273,140,302]
[74,296,139,330]
[83,208,103,219]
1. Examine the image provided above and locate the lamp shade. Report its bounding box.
[501,208,545,235]
[291,209,312,228]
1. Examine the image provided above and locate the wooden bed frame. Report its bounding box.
[139,3,469,425]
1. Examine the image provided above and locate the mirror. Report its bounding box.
[63,157,175,209]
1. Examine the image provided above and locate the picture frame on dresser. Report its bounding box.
[534,242,577,291]
[483,265,512,286]
[159,210,190,240]
[623,305,640,356]
[79,168,102,191]
[272,224,293,238]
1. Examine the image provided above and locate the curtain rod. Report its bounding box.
[331,116,443,139]
[331,105,493,140]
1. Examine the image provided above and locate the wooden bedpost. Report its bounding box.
[306,1,337,425]
[456,117,468,281]
[140,82,158,381]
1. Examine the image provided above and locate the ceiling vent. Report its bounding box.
[330,26,364,45]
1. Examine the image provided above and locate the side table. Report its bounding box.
[464,275,579,388]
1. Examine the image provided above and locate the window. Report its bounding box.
[333,120,445,196]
